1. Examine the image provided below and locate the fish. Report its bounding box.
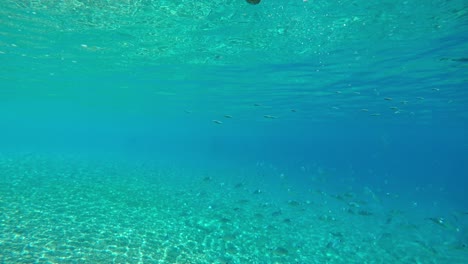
[288,200,301,206]
[358,210,373,216]
[273,247,288,255]
[271,210,282,217]
[203,176,212,182]
[252,189,262,194]
[234,183,244,188]
[427,217,446,227]
[212,120,223,124]
[440,57,468,63]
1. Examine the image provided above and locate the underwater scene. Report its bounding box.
[1,0,468,263]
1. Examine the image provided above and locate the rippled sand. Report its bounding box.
[0,154,466,263]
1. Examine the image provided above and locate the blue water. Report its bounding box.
[1,0,468,263]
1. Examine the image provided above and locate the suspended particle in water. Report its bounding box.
[246,0,261,5]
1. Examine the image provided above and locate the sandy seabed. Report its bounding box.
[0,154,466,264]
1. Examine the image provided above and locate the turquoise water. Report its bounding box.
[1,0,468,263]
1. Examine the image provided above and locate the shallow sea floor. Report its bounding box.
[0,154,467,264]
